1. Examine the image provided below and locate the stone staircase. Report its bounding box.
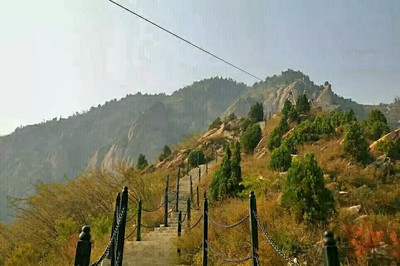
[119,164,207,266]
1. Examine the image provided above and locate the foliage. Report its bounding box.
[364,109,390,140]
[188,149,206,167]
[267,126,283,152]
[241,118,253,132]
[343,122,370,163]
[136,153,149,170]
[376,138,400,160]
[269,145,292,172]
[225,113,237,122]
[210,143,243,200]
[281,153,335,223]
[295,94,311,114]
[313,114,335,135]
[282,98,299,122]
[248,102,264,122]
[208,116,222,130]
[241,123,262,153]
[158,145,172,161]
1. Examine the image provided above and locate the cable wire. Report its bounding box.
[107,0,263,81]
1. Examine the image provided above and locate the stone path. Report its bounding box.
[120,164,208,266]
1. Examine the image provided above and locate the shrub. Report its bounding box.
[364,109,390,140]
[281,153,335,223]
[158,145,172,161]
[188,149,206,167]
[208,117,222,130]
[241,123,262,153]
[295,94,310,114]
[343,122,370,163]
[248,102,264,122]
[269,145,292,171]
[136,154,149,170]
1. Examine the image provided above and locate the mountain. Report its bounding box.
[0,70,399,222]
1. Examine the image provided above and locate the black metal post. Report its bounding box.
[249,191,259,266]
[196,186,199,207]
[198,167,201,182]
[206,159,208,174]
[175,168,180,211]
[202,195,208,266]
[164,175,169,227]
[109,192,120,262]
[115,186,128,266]
[74,225,91,266]
[136,199,142,241]
[187,198,191,222]
[178,211,182,237]
[190,175,193,201]
[323,231,340,266]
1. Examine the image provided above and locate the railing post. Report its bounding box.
[175,168,180,211]
[164,175,169,227]
[136,199,142,241]
[249,191,259,266]
[178,211,182,237]
[206,159,208,174]
[323,231,340,266]
[196,186,199,207]
[74,225,91,266]
[109,192,120,263]
[190,175,193,201]
[187,198,191,222]
[202,194,208,266]
[115,186,128,266]
[198,167,201,182]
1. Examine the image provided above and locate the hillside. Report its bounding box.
[1,101,399,265]
[0,70,399,223]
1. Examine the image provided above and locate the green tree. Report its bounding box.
[282,98,298,122]
[296,94,310,114]
[228,141,243,197]
[210,145,231,200]
[281,153,335,223]
[343,122,370,163]
[248,102,264,122]
[188,149,206,167]
[313,115,334,135]
[158,145,172,161]
[342,109,357,124]
[376,138,400,160]
[209,117,223,130]
[241,123,262,153]
[269,144,292,171]
[136,154,149,170]
[267,126,283,152]
[365,109,390,140]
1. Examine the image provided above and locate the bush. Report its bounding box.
[376,138,400,160]
[343,122,370,163]
[281,153,335,223]
[136,154,149,170]
[188,149,206,167]
[295,94,310,114]
[208,117,222,130]
[365,109,390,140]
[158,145,172,161]
[241,123,262,153]
[269,145,292,171]
[248,102,264,122]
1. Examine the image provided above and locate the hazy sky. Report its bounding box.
[0,0,399,136]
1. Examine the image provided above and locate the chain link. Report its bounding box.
[253,210,299,266]
[207,242,252,264]
[124,225,137,240]
[142,201,164,212]
[185,214,203,231]
[90,207,126,266]
[208,212,249,229]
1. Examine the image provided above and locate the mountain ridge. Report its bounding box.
[0,70,399,222]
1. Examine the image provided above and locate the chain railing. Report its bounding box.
[253,210,299,266]
[208,212,249,229]
[207,242,252,264]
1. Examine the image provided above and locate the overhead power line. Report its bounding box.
[108,0,263,81]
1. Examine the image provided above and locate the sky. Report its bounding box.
[0,0,399,136]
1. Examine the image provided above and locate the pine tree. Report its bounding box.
[158,145,172,161]
[269,144,292,171]
[365,109,390,140]
[188,149,206,167]
[228,141,243,197]
[296,94,311,114]
[241,123,262,153]
[136,154,149,170]
[248,102,264,122]
[343,122,370,163]
[281,153,335,223]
